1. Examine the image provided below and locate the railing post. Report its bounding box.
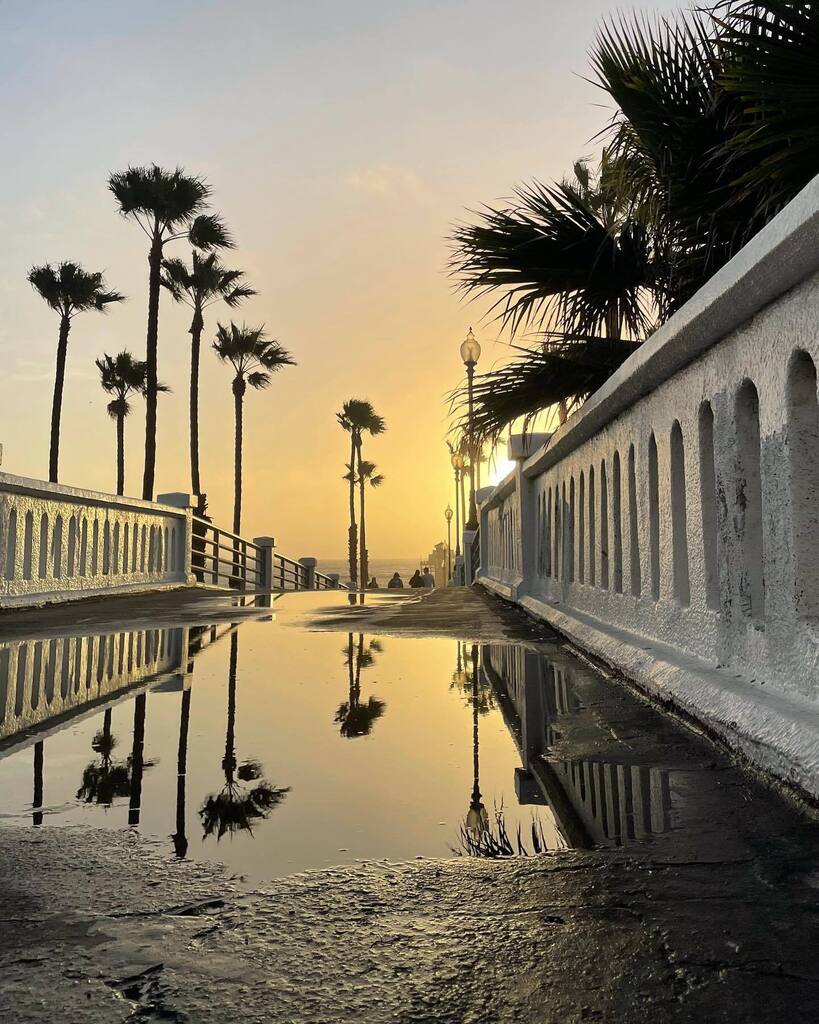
[327,573,341,589]
[157,492,197,585]
[298,557,317,590]
[253,536,276,590]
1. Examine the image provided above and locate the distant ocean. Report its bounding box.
[316,558,430,587]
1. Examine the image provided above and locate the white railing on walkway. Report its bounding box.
[0,474,192,609]
[476,172,819,800]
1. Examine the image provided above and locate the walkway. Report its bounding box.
[1,587,817,1023]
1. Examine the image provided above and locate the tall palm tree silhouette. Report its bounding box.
[108,164,231,499]
[28,262,124,483]
[160,252,255,497]
[200,631,289,840]
[337,401,385,589]
[357,460,384,590]
[95,351,167,496]
[212,323,295,539]
[335,634,386,738]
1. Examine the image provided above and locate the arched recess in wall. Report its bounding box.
[578,471,586,584]
[735,379,765,620]
[588,466,596,587]
[612,451,623,593]
[786,350,819,616]
[648,433,660,600]
[627,445,641,597]
[568,478,576,583]
[600,459,609,589]
[670,421,691,606]
[698,402,719,610]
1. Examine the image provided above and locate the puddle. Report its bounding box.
[0,593,815,881]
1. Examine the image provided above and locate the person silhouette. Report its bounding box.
[422,566,435,589]
[387,572,404,589]
[409,569,424,588]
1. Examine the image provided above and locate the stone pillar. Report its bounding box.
[157,492,197,585]
[253,536,276,590]
[298,556,317,590]
[463,528,478,584]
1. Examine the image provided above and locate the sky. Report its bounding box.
[0,0,681,560]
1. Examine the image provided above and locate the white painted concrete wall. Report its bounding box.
[0,474,194,608]
[478,174,819,800]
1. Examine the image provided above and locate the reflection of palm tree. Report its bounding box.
[77,707,153,807]
[128,695,147,826]
[33,741,44,826]
[200,631,288,840]
[172,689,192,857]
[335,634,385,738]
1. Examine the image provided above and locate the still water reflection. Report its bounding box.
[1,594,801,879]
[0,606,568,878]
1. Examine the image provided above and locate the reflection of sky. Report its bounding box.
[0,0,682,558]
[0,613,560,880]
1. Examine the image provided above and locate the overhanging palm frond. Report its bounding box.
[450,166,664,340]
[451,335,641,441]
[716,1,819,217]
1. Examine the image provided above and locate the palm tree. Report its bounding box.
[95,352,167,496]
[160,252,256,497]
[212,322,295,537]
[448,156,660,439]
[200,630,289,839]
[336,400,386,589]
[356,460,384,588]
[28,262,124,483]
[108,165,231,500]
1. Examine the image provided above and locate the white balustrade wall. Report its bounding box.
[477,174,819,800]
[0,474,194,608]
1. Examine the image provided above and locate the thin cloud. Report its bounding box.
[347,163,423,199]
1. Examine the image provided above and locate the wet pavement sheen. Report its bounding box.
[0,588,818,1022]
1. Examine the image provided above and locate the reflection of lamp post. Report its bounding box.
[445,505,453,580]
[460,328,481,531]
[466,643,488,835]
[451,451,464,559]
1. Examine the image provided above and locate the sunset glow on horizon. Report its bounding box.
[0,0,680,559]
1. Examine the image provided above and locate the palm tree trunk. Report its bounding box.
[357,439,368,587]
[232,378,244,535]
[128,693,147,827]
[142,233,163,501]
[348,435,358,589]
[49,315,71,483]
[116,412,125,496]
[224,631,238,788]
[232,378,245,584]
[189,308,203,497]
[33,740,44,826]
[173,687,191,858]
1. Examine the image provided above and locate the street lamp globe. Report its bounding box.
[451,451,464,471]
[460,327,481,367]
[445,504,453,522]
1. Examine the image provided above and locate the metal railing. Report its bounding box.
[192,518,264,589]
[191,517,346,591]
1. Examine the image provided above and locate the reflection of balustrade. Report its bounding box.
[482,642,673,848]
[0,626,187,748]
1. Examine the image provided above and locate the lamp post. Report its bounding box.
[466,643,488,837]
[451,450,464,559]
[445,504,453,580]
[460,328,481,531]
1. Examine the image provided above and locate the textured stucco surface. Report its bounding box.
[478,174,819,799]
